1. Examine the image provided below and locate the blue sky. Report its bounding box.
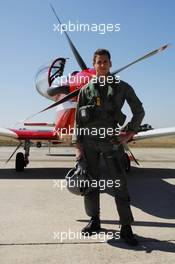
[0,0,174,128]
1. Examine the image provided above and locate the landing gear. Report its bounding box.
[15,140,30,172]
[124,153,131,172]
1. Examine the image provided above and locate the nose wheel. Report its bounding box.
[15,152,25,172]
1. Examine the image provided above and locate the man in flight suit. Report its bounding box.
[75,49,145,246]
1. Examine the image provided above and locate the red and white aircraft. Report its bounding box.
[1,5,175,172]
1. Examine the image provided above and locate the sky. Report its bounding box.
[0,0,174,128]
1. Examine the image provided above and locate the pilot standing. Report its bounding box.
[74,49,145,246]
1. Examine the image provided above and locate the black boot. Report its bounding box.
[81,217,101,236]
[120,225,138,246]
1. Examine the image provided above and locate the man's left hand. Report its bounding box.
[119,131,136,144]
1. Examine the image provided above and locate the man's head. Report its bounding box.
[93,49,112,77]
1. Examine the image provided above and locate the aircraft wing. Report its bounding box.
[1,126,175,143]
[133,127,175,141]
[0,127,58,142]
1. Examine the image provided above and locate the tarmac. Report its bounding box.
[0,146,174,264]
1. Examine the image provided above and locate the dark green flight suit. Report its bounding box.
[75,76,145,224]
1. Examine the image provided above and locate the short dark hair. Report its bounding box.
[93,49,111,63]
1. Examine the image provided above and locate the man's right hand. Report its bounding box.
[75,142,84,161]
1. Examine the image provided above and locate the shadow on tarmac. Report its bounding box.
[107,233,175,253]
[0,166,174,220]
[127,167,175,219]
[0,168,71,179]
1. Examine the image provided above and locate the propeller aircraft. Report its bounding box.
[0,4,175,172]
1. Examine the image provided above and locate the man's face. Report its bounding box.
[93,54,112,77]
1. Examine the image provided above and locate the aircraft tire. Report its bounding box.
[15,152,25,172]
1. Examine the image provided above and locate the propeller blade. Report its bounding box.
[14,89,78,124]
[111,44,170,75]
[20,88,80,123]
[39,89,80,113]
[50,3,87,70]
